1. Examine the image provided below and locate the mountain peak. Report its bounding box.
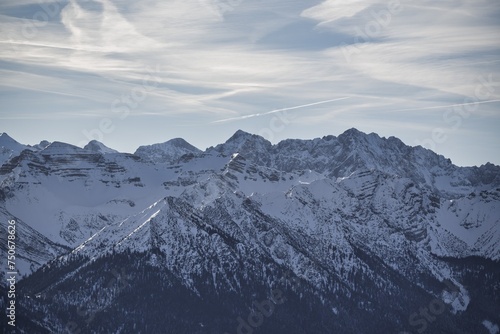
[337,128,387,148]
[84,140,119,154]
[340,128,365,138]
[208,130,272,165]
[165,138,200,152]
[223,130,272,148]
[0,132,28,166]
[0,132,13,139]
[0,132,22,147]
[134,138,201,164]
[226,129,255,142]
[37,140,51,149]
[42,141,89,155]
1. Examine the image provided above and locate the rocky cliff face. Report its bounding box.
[0,129,498,333]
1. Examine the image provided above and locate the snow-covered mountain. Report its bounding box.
[0,130,498,333]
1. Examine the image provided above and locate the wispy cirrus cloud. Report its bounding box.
[0,0,499,166]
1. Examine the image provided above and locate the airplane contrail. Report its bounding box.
[211,96,351,124]
[390,99,500,113]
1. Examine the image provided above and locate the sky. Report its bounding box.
[0,0,499,166]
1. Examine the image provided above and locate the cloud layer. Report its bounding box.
[1,0,499,166]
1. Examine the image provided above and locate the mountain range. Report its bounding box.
[0,129,498,334]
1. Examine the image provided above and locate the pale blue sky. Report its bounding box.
[1,0,499,166]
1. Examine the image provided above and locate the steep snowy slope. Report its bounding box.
[431,188,500,260]
[0,207,69,275]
